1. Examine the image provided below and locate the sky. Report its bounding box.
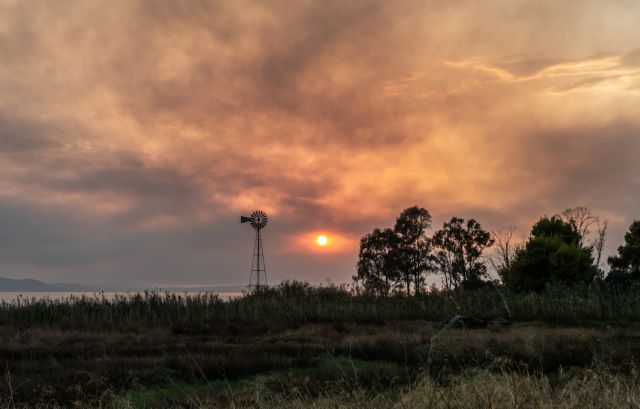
[1,0,639,287]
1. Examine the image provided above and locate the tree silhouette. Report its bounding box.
[530,215,581,245]
[393,206,433,295]
[432,217,494,290]
[504,216,597,292]
[607,220,640,282]
[561,207,599,248]
[353,228,398,296]
[488,226,519,281]
[593,221,608,277]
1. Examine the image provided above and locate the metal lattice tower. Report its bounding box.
[240,210,268,288]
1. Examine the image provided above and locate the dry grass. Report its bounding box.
[3,282,640,407]
[38,368,638,409]
[395,369,640,409]
[2,321,640,407]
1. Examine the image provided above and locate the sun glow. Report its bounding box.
[289,231,357,254]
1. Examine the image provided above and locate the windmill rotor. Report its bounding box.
[241,210,268,230]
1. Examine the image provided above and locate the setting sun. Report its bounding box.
[316,235,328,246]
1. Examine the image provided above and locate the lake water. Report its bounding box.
[0,291,246,302]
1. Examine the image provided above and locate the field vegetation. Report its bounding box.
[3,281,640,327]
[2,283,640,407]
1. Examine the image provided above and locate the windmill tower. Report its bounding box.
[240,210,268,288]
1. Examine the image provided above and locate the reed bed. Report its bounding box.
[2,281,640,326]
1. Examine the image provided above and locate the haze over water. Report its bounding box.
[0,291,245,303]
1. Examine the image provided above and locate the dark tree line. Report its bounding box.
[355,205,640,294]
[353,206,494,295]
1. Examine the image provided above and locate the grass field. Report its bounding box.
[2,282,640,408]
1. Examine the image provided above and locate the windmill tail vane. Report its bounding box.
[240,210,268,288]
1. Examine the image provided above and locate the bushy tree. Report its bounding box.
[354,206,433,295]
[432,217,494,290]
[531,216,581,244]
[393,206,433,295]
[606,220,640,284]
[503,216,597,292]
[353,228,398,296]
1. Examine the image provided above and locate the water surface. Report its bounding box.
[0,291,245,302]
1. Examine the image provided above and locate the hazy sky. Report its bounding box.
[1,0,639,287]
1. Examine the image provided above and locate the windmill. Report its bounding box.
[240,210,268,288]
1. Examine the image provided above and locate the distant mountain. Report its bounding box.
[0,277,99,292]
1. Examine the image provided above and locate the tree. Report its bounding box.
[354,206,434,296]
[432,217,494,290]
[561,207,599,247]
[560,207,608,274]
[353,228,398,296]
[488,226,519,281]
[593,221,608,278]
[393,206,433,295]
[531,215,581,245]
[607,220,640,282]
[503,216,597,292]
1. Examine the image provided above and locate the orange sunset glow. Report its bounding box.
[0,1,639,288]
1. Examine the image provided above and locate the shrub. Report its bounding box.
[503,216,597,292]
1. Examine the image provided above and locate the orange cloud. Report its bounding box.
[0,0,639,286]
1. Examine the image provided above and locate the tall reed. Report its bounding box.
[2,281,640,326]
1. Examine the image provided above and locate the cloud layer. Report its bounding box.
[1,0,639,286]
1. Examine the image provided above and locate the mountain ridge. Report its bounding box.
[0,277,99,292]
